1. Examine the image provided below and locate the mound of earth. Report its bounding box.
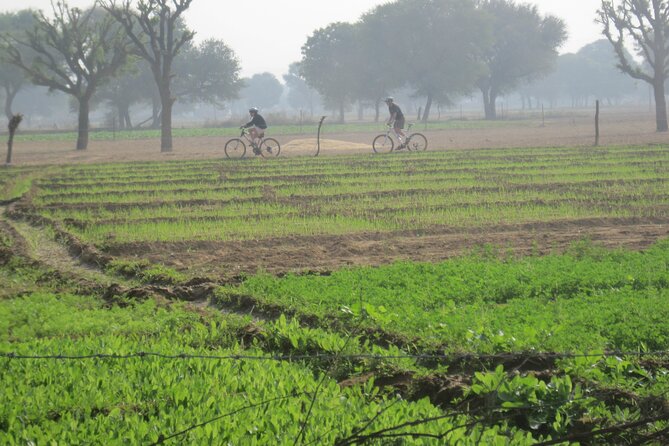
[281,138,371,155]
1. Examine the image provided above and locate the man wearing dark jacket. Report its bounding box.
[241,107,268,154]
[384,97,407,149]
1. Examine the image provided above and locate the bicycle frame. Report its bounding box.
[372,123,427,154]
[225,128,281,159]
[378,123,413,147]
[239,128,262,147]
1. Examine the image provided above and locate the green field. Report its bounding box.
[13,119,517,143]
[2,145,669,444]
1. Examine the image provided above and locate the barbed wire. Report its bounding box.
[3,347,667,445]
[2,350,669,362]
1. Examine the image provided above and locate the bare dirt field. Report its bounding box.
[6,108,669,165]
[5,107,669,278]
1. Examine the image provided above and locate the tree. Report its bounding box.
[95,57,154,129]
[476,0,566,120]
[300,22,360,122]
[358,5,407,122]
[0,10,35,121]
[239,72,283,111]
[1,4,129,150]
[578,39,638,104]
[283,62,321,116]
[173,38,243,107]
[599,0,669,131]
[101,0,195,152]
[362,0,492,122]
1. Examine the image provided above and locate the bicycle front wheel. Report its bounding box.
[372,134,394,154]
[224,138,246,159]
[406,133,428,151]
[260,138,281,157]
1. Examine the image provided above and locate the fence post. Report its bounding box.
[6,114,23,166]
[595,100,600,147]
[541,104,545,127]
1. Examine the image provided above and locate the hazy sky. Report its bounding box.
[1,0,604,78]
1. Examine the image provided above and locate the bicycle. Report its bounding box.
[372,123,428,154]
[224,128,281,159]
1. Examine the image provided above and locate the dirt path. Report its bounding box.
[7,109,669,165]
[1,204,118,285]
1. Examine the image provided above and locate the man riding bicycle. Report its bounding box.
[384,97,407,149]
[240,107,268,155]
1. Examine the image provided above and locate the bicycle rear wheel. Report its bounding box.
[260,138,281,157]
[372,134,394,154]
[224,138,246,159]
[406,133,428,151]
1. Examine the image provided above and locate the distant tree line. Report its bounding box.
[1,0,668,153]
[298,0,567,123]
[0,0,244,152]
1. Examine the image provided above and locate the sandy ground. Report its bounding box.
[4,108,668,165]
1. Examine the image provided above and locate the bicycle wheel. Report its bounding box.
[224,138,246,159]
[372,134,394,154]
[406,133,428,151]
[259,138,281,157]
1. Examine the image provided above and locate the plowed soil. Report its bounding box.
[106,217,669,278]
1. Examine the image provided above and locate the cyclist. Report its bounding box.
[384,97,407,149]
[240,107,268,155]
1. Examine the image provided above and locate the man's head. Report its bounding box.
[384,97,394,105]
[249,107,259,115]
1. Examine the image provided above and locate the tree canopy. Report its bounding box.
[599,0,669,131]
[476,0,566,119]
[300,22,360,122]
[0,10,35,121]
[100,0,195,151]
[1,4,129,150]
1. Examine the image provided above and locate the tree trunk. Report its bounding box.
[338,101,345,123]
[374,100,380,122]
[117,103,132,129]
[357,102,363,121]
[6,114,22,165]
[160,88,174,152]
[151,94,161,129]
[76,97,90,151]
[653,79,668,132]
[481,88,497,120]
[422,94,433,123]
[4,87,18,122]
[6,134,14,165]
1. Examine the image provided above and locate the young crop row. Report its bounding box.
[218,239,669,353]
[2,204,668,444]
[36,145,667,186]
[2,249,666,445]
[63,201,637,244]
[0,167,41,202]
[1,293,539,445]
[24,147,669,246]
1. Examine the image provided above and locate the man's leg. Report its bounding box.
[394,127,405,147]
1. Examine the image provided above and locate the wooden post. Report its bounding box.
[6,114,23,166]
[595,100,600,147]
[541,104,545,127]
[315,115,326,157]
